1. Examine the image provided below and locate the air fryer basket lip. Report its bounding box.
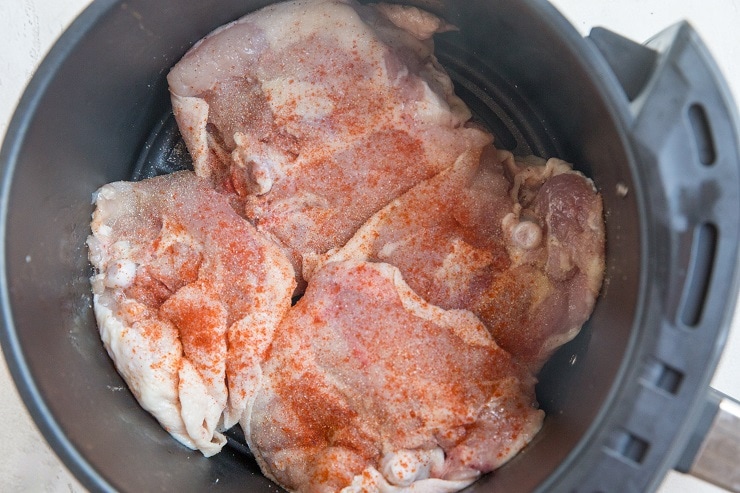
[1,0,738,492]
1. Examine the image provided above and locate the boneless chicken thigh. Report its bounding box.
[87,171,295,455]
[246,260,544,493]
[167,0,491,288]
[315,147,605,370]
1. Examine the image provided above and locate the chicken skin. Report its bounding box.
[88,0,606,490]
[167,0,490,289]
[246,260,544,493]
[87,171,295,455]
[313,147,605,371]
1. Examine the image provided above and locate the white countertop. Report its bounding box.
[1,1,738,492]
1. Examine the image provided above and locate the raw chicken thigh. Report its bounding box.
[87,171,295,456]
[167,0,491,288]
[246,260,544,493]
[314,147,605,370]
[88,0,607,490]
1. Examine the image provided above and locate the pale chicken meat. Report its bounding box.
[88,0,607,489]
[314,148,605,371]
[246,260,544,493]
[87,171,295,456]
[167,0,491,288]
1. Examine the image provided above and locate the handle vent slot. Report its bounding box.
[642,358,683,395]
[688,103,717,166]
[606,429,650,464]
[680,222,718,327]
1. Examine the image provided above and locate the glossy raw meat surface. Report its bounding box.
[87,0,606,490]
[167,0,491,288]
[246,260,544,493]
[87,171,295,455]
[315,149,605,370]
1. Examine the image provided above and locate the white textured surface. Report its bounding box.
[0,1,738,492]
[0,2,91,491]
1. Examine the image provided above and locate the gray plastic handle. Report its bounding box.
[589,21,740,493]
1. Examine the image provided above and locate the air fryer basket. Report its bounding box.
[1,1,739,492]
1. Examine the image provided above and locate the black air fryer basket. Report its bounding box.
[1,1,739,492]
